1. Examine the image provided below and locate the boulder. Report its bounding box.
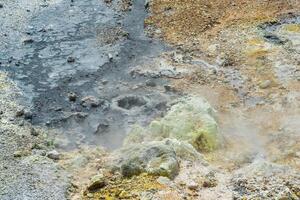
[112,138,205,179]
[111,140,180,179]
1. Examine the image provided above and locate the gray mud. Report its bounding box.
[0,0,176,150]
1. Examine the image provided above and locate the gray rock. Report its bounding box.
[80,96,100,108]
[15,109,24,117]
[30,128,39,136]
[68,92,77,102]
[22,38,34,44]
[67,56,75,63]
[108,53,113,61]
[87,174,107,191]
[24,110,33,120]
[145,80,156,87]
[47,150,60,160]
[111,140,180,179]
[259,80,272,89]
[157,176,172,186]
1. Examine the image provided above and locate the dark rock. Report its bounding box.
[117,96,147,110]
[24,110,33,120]
[54,107,63,111]
[47,150,60,160]
[0,4,3,8]
[23,38,34,44]
[264,33,286,45]
[67,57,76,63]
[16,109,25,117]
[145,0,150,10]
[81,96,100,108]
[68,92,77,102]
[164,85,176,92]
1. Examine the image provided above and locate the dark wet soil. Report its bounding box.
[0,0,175,150]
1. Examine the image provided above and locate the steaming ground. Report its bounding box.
[0,0,299,199]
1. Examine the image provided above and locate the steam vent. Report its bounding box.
[0,0,299,199]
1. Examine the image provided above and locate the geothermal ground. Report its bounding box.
[0,0,299,200]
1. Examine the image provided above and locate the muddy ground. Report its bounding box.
[0,0,299,200]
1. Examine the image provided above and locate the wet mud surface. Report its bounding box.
[0,0,175,149]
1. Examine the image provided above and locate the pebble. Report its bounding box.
[87,174,106,191]
[16,109,25,117]
[80,96,100,108]
[22,38,34,44]
[67,56,76,63]
[156,176,171,186]
[164,85,176,92]
[0,4,3,8]
[259,80,272,89]
[47,150,60,160]
[102,80,108,85]
[13,150,30,157]
[68,92,77,102]
[24,110,33,120]
[30,128,39,136]
[146,80,156,87]
[108,53,113,61]
[187,181,198,190]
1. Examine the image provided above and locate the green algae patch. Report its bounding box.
[125,96,220,152]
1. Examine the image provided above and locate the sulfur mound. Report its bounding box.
[125,96,220,152]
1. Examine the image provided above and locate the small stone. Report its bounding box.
[187,181,198,190]
[47,150,60,160]
[30,128,39,136]
[13,150,30,157]
[22,38,34,44]
[16,109,25,117]
[54,107,62,111]
[68,92,77,102]
[144,0,150,9]
[67,56,76,63]
[164,85,176,92]
[81,96,100,108]
[13,151,23,157]
[87,174,106,191]
[260,80,272,89]
[157,176,171,186]
[119,190,129,198]
[24,110,33,120]
[102,80,108,85]
[86,193,93,198]
[203,177,217,188]
[108,53,113,61]
[0,4,3,8]
[146,80,156,87]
